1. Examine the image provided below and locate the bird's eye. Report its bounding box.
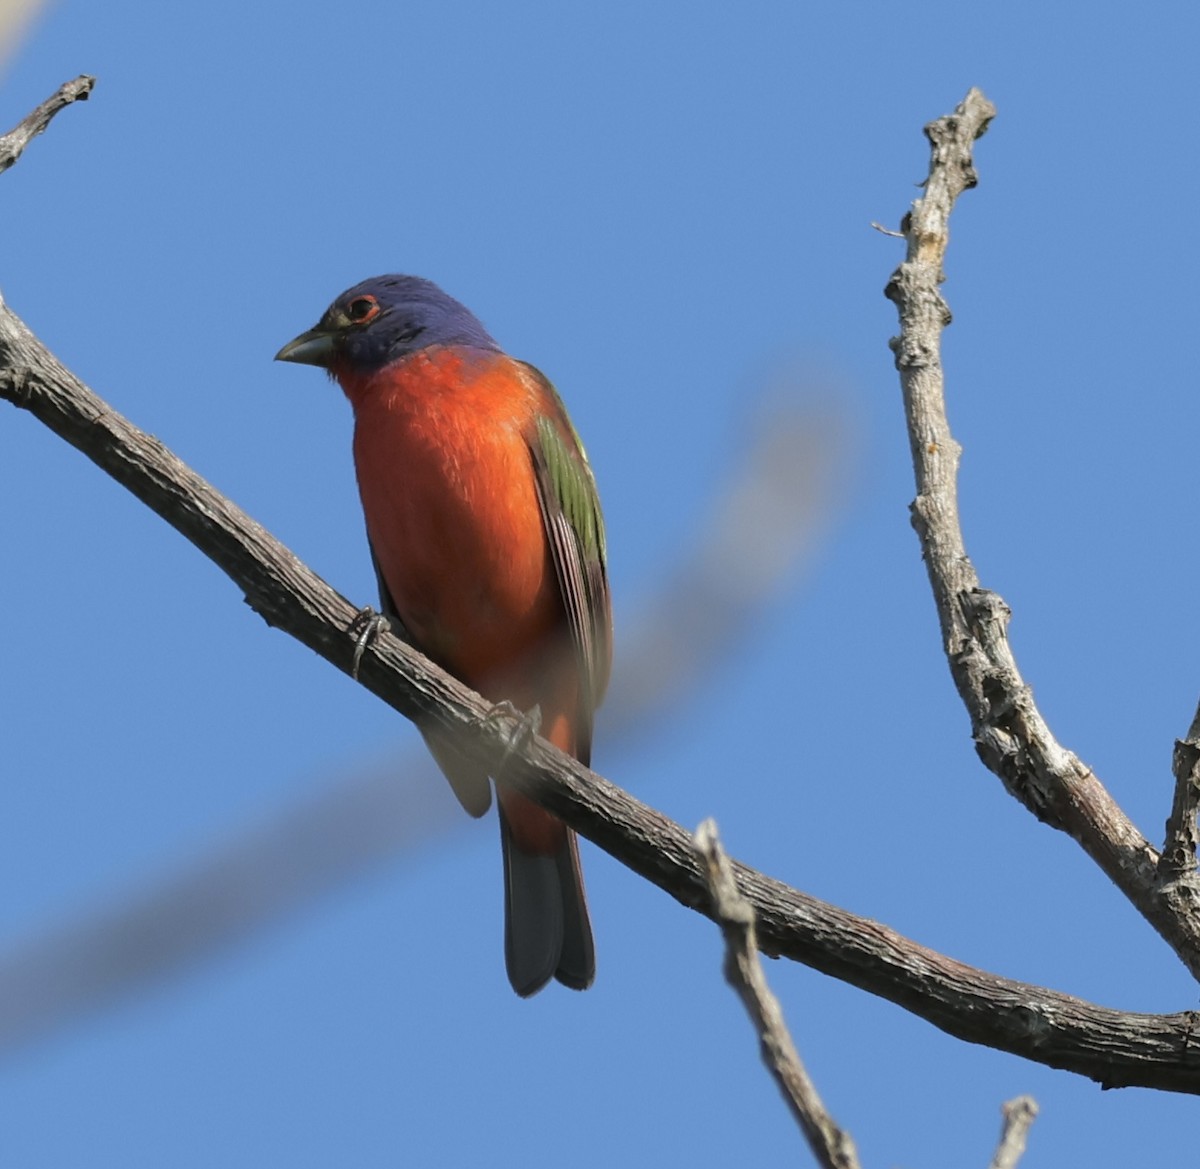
[345,296,380,324]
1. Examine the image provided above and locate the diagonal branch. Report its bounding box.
[4,79,1200,1095]
[883,88,1200,981]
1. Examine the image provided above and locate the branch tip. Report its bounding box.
[987,1095,1039,1169]
[0,75,96,178]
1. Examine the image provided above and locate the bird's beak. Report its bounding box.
[275,326,336,367]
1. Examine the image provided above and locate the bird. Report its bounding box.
[276,275,611,996]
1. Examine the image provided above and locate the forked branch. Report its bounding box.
[883,88,1200,980]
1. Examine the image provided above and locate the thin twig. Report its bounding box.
[883,87,1200,980]
[695,820,861,1169]
[0,75,93,175]
[987,1095,1039,1169]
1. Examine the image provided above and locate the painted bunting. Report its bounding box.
[276,275,611,996]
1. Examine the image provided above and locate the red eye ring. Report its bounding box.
[345,295,380,324]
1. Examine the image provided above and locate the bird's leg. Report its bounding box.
[347,606,394,681]
[483,701,543,775]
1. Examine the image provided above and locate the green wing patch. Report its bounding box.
[523,367,613,748]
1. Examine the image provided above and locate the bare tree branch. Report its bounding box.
[695,819,861,1169]
[0,74,92,175]
[883,87,1200,980]
[4,80,1200,1095]
[987,1095,1039,1169]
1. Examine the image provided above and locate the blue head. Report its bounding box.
[275,275,500,373]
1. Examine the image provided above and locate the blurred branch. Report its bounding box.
[604,392,843,740]
[0,397,836,1053]
[987,1096,1038,1169]
[695,819,861,1169]
[0,0,51,74]
[4,81,1200,1096]
[0,758,458,1049]
[884,87,1200,981]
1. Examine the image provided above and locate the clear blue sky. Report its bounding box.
[1,1,1197,1164]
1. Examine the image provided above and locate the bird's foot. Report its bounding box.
[348,606,393,681]
[483,701,542,773]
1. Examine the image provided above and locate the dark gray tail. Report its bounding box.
[499,807,595,997]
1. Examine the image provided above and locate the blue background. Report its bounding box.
[1,1,1197,1165]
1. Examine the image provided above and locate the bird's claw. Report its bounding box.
[348,606,393,681]
[483,701,542,772]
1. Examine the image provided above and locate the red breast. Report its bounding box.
[340,348,560,685]
[339,346,578,854]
